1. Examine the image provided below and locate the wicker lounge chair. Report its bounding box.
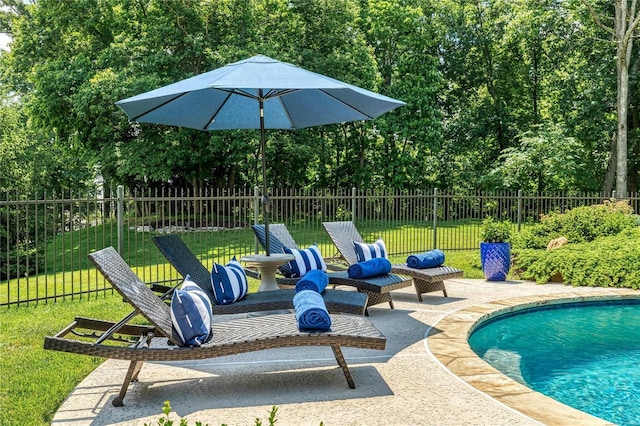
[252,224,413,310]
[44,247,386,407]
[322,221,464,301]
[152,234,368,316]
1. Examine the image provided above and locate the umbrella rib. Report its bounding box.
[276,96,296,129]
[202,90,234,130]
[319,89,376,120]
[264,88,298,99]
[218,88,258,100]
[128,93,189,122]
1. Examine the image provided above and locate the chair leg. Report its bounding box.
[331,346,355,389]
[361,290,394,309]
[413,278,447,302]
[112,360,144,407]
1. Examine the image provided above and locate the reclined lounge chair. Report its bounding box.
[152,234,368,316]
[44,247,386,407]
[322,221,464,301]
[252,224,413,310]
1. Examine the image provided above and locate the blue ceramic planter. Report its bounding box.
[480,242,511,281]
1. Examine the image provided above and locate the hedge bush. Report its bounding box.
[512,199,637,250]
[513,227,640,288]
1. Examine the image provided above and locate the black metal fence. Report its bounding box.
[2,187,635,306]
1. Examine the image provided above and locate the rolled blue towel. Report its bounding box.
[348,257,392,278]
[406,249,445,269]
[295,269,329,293]
[293,290,332,331]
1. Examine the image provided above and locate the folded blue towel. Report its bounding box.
[295,269,329,293]
[293,290,332,331]
[406,250,445,269]
[348,257,392,278]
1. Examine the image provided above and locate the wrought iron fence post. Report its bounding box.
[352,187,356,221]
[254,186,260,253]
[517,189,522,231]
[432,188,438,249]
[117,185,123,254]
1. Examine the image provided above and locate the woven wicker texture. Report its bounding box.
[322,221,464,302]
[89,247,177,342]
[153,235,367,316]
[46,247,386,406]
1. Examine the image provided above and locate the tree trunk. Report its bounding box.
[583,0,640,198]
[615,9,631,198]
[603,132,617,196]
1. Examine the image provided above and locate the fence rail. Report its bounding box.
[2,187,636,307]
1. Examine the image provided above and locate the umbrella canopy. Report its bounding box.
[116,54,405,254]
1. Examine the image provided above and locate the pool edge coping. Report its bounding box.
[427,289,639,426]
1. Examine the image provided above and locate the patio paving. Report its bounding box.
[51,278,622,426]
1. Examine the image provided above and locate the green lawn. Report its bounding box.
[2,220,487,305]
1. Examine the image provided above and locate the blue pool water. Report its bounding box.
[468,300,640,425]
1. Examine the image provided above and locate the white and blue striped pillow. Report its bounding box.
[210,257,248,305]
[283,244,327,278]
[353,238,388,262]
[170,276,213,346]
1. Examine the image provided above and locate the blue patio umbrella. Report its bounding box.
[116,54,405,254]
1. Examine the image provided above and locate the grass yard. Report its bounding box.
[0,294,133,425]
[2,220,486,305]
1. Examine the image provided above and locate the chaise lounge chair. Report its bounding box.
[252,224,413,310]
[152,234,368,316]
[44,247,386,407]
[322,221,464,301]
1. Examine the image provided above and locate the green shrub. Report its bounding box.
[513,227,640,287]
[144,401,281,426]
[481,216,512,243]
[512,200,637,249]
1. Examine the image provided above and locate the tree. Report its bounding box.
[581,0,640,197]
[363,0,444,189]
[484,124,589,193]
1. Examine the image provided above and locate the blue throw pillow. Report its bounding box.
[170,276,213,347]
[283,244,327,277]
[210,257,248,305]
[353,238,388,262]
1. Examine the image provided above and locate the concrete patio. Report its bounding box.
[51,278,621,426]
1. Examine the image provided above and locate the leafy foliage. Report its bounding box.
[512,201,640,287]
[483,124,590,192]
[480,216,512,243]
[143,401,280,426]
[512,200,637,249]
[513,227,640,288]
[0,0,638,193]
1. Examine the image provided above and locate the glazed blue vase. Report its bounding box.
[480,242,511,281]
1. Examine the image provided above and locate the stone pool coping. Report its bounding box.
[427,288,640,426]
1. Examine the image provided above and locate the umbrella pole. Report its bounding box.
[259,94,271,256]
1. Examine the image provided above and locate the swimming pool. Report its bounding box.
[468,300,640,425]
